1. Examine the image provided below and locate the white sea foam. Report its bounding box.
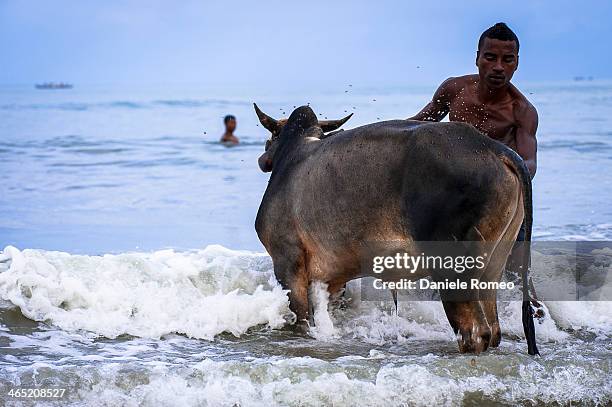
[5,355,609,407]
[0,245,292,340]
[308,281,338,340]
[1,245,611,406]
[1,244,610,344]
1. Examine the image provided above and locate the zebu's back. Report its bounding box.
[288,120,512,243]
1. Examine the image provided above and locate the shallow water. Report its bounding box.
[0,245,610,406]
[1,82,611,253]
[1,82,611,405]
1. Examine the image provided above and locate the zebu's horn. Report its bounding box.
[254,103,280,133]
[318,113,353,132]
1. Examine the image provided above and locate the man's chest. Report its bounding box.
[448,97,517,143]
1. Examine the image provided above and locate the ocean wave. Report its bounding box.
[539,139,612,153]
[1,245,610,344]
[1,355,609,406]
[153,99,250,108]
[0,98,250,111]
[0,245,291,340]
[1,245,611,406]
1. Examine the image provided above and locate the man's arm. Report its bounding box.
[515,104,538,178]
[408,77,457,121]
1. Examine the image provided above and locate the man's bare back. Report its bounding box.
[410,30,538,178]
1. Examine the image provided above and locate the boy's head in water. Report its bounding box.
[220,114,239,145]
[224,115,237,133]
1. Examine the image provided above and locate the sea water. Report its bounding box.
[1,82,611,405]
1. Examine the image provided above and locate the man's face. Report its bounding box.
[225,119,237,132]
[476,38,519,89]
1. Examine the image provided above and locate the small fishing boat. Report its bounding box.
[35,82,74,89]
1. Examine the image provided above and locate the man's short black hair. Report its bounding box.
[478,22,519,53]
[224,115,236,124]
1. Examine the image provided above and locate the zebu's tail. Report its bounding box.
[499,149,540,356]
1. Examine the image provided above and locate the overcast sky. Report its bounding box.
[1,0,610,87]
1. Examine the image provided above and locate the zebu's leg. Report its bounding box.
[478,229,522,347]
[441,297,491,354]
[471,170,524,348]
[273,251,310,327]
[434,240,492,353]
[437,174,522,353]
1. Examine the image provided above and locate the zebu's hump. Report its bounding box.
[345,119,426,136]
[328,119,487,147]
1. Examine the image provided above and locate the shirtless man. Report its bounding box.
[220,115,240,145]
[410,23,540,299]
[409,22,537,180]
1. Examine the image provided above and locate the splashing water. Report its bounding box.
[1,245,610,406]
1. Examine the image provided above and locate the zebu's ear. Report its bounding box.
[318,113,353,133]
[254,103,280,134]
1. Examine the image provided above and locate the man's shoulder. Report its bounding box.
[437,75,476,98]
[508,84,538,120]
[446,74,478,84]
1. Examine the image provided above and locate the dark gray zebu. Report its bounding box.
[254,104,538,355]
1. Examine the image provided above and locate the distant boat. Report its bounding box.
[35,82,73,89]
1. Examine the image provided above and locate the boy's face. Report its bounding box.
[225,119,237,132]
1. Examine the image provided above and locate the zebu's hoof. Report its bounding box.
[489,323,501,348]
[456,325,491,354]
[290,320,310,336]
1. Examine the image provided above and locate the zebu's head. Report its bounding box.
[254,104,352,172]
